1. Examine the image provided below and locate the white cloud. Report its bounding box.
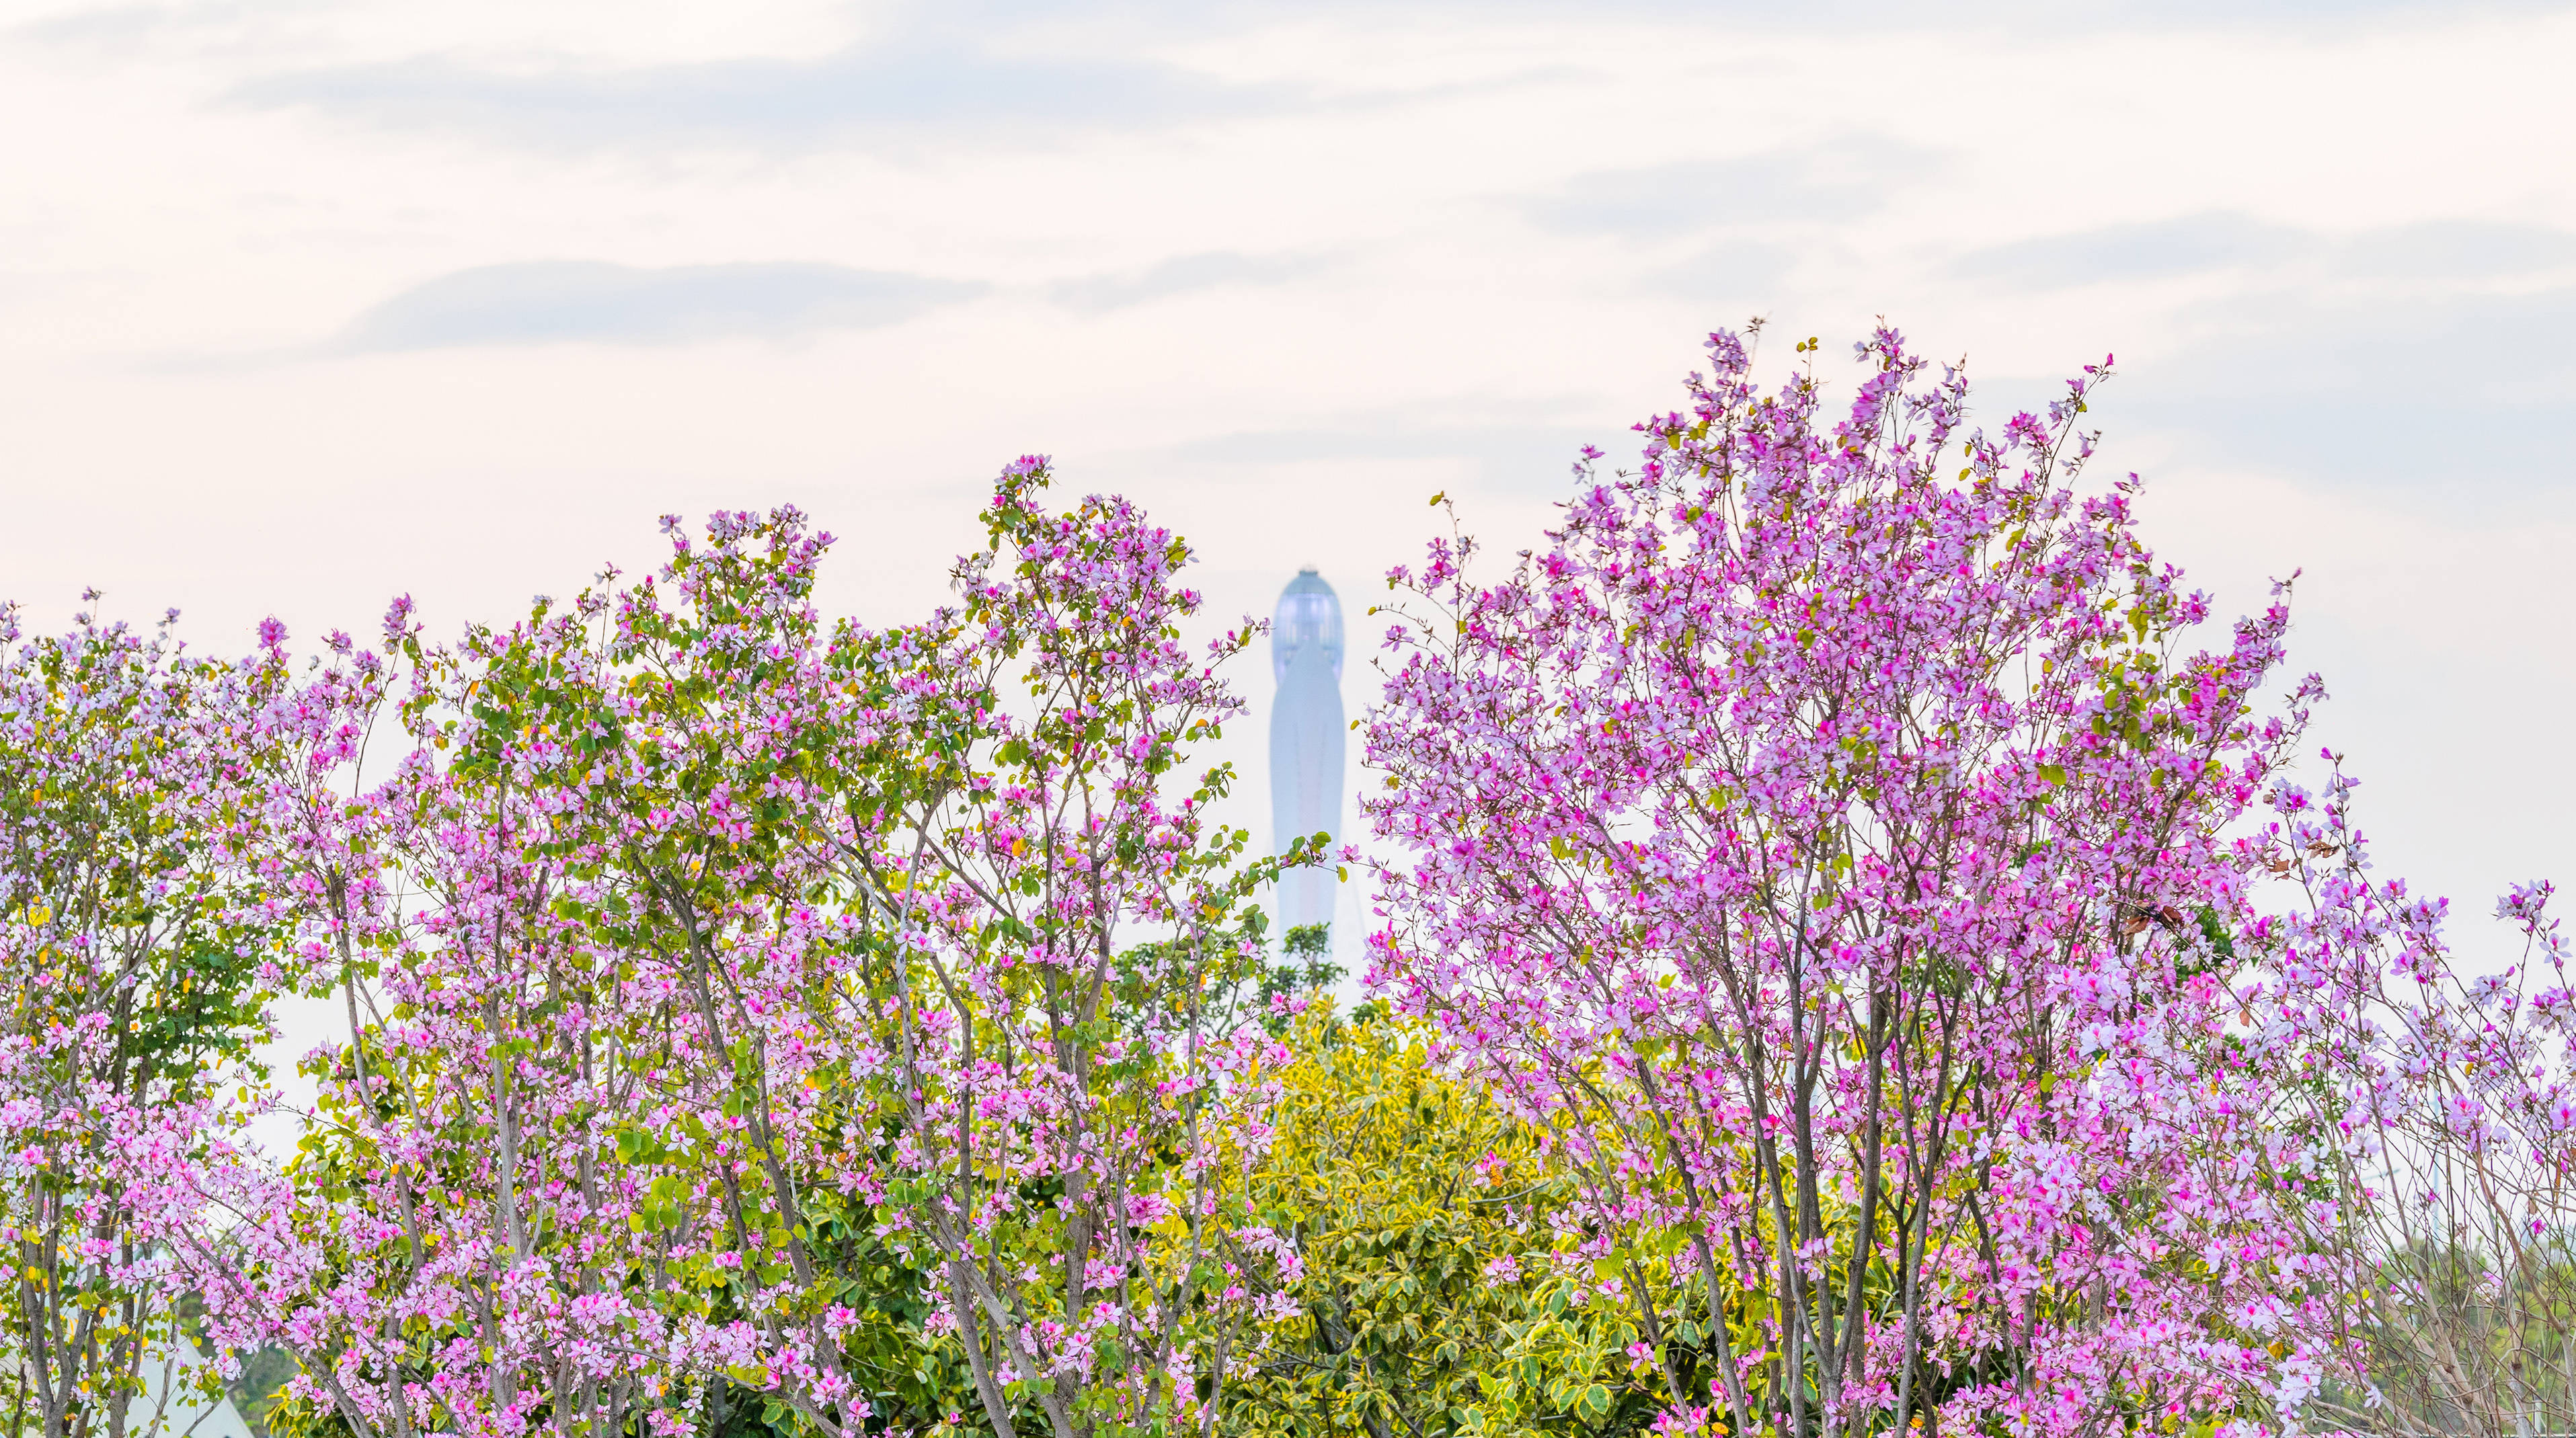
[336,259,983,349]
[1524,135,1937,237]
[227,37,1293,152]
[1050,250,1328,312]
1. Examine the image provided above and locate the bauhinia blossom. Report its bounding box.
[0,599,371,1438]
[1364,325,2358,1435]
[165,466,1303,1438]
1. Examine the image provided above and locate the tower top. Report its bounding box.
[1272,569,1343,686]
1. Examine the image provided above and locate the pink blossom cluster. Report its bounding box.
[8,467,1302,1438]
[1,596,383,1438]
[1360,325,2411,1434]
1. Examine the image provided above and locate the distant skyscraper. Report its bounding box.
[1270,567,1344,936]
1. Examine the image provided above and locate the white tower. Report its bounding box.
[1269,568,1344,936]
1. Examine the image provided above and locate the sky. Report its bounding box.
[3,0,2573,971]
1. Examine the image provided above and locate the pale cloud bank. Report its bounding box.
[227,35,1290,151]
[336,262,983,350]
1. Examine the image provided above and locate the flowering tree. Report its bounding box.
[0,600,355,1438]
[173,468,1304,1438]
[792,463,1304,1438]
[1364,327,2355,1435]
[228,670,733,1438]
[180,540,908,1438]
[125,589,747,1438]
[2261,763,2576,1435]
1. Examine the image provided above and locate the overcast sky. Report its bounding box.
[4,0,2572,967]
